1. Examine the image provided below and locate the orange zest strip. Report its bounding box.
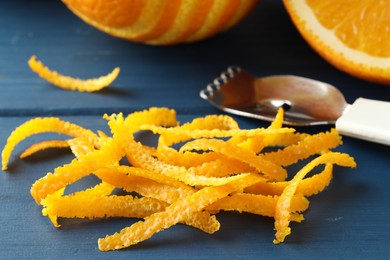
[231,135,266,154]
[245,163,334,197]
[193,158,255,178]
[141,124,295,139]
[268,108,284,129]
[80,181,116,197]
[273,152,356,244]
[41,188,65,227]
[263,132,306,147]
[28,55,120,92]
[179,114,240,130]
[207,193,309,219]
[41,181,116,227]
[20,140,70,159]
[122,107,179,133]
[182,211,221,235]
[42,193,168,227]
[155,141,223,167]
[1,117,99,170]
[261,128,342,167]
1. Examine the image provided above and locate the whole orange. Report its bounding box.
[62,0,259,45]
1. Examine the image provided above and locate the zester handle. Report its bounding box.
[336,98,390,146]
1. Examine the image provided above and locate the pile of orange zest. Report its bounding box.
[28,55,120,92]
[1,107,357,251]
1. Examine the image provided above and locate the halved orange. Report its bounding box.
[283,0,390,84]
[62,0,259,45]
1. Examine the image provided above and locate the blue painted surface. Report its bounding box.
[0,0,389,259]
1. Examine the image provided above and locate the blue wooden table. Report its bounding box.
[1,1,389,259]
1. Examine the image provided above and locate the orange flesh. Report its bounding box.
[307,0,390,57]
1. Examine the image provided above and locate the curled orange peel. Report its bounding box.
[20,140,70,159]
[28,55,120,92]
[245,164,334,197]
